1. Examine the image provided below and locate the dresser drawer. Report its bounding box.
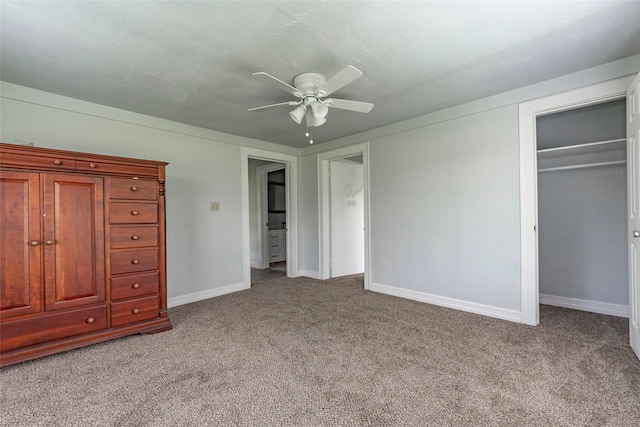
[110,226,158,249]
[269,231,285,240]
[109,177,157,200]
[111,295,159,327]
[0,150,75,172]
[270,248,283,257]
[110,249,158,275]
[111,272,159,300]
[0,305,107,352]
[77,160,159,179]
[110,202,158,224]
[269,241,283,251]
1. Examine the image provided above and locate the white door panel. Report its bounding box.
[628,71,640,360]
[330,161,364,278]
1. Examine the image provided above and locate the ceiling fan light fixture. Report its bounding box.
[311,101,329,119]
[312,116,326,127]
[250,65,373,140]
[305,110,326,127]
[289,105,306,124]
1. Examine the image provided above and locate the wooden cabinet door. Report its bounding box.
[0,171,43,319]
[43,174,105,311]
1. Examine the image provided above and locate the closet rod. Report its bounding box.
[538,160,626,173]
[536,138,626,154]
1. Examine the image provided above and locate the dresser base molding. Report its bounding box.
[0,318,172,368]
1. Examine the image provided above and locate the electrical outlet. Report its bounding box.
[210,202,220,211]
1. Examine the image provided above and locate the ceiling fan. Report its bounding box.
[248,65,374,133]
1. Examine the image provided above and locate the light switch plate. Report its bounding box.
[210,202,220,211]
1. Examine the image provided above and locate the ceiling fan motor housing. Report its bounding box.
[293,73,327,96]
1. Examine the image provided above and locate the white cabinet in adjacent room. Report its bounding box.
[268,229,286,263]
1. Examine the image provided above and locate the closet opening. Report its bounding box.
[536,98,629,318]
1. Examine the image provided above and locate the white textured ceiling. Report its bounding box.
[1,1,639,148]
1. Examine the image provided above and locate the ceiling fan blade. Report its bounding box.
[248,101,300,112]
[326,98,374,113]
[318,66,363,97]
[252,72,302,98]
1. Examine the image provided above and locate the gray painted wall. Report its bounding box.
[299,106,522,310]
[369,106,521,309]
[537,164,628,304]
[536,99,626,149]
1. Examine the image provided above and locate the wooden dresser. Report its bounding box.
[0,143,171,367]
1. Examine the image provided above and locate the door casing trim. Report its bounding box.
[518,75,634,325]
[317,142,370,288]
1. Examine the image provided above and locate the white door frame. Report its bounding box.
[519,75,634,325]
[241,147,298,288]
[256,162,286,269]
[317,142,370,288]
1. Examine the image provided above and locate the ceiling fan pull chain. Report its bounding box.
[306,127,313,144]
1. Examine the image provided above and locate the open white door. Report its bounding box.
[329,161,364,278]
[628,71,640,360]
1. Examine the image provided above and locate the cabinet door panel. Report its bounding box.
[0,171,42,319]
[43,174,105,311]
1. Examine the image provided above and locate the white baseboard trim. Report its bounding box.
[168,282,246,308]
[369,282,522,323]
[539,293,629,318]
[250,261,261,269]
[298,270,320,279]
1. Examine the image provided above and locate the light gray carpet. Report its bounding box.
[1,274,639,426]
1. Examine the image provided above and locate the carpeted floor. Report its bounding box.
[1,274,639,426]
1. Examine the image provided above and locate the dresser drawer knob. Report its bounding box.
[131,210,139,216]
[131,235,139,240]
[132,308,140,314]
[132,283,141,289]
[54,159,62,165]
[46,239,55,245]
[131,186,138,192]
[86,317,95,324]
[89,163,97,168]
[29,240,40,246]
[131,259,140,265]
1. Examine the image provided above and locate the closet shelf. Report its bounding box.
[537,138,625,160]
[538,160,626,173]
